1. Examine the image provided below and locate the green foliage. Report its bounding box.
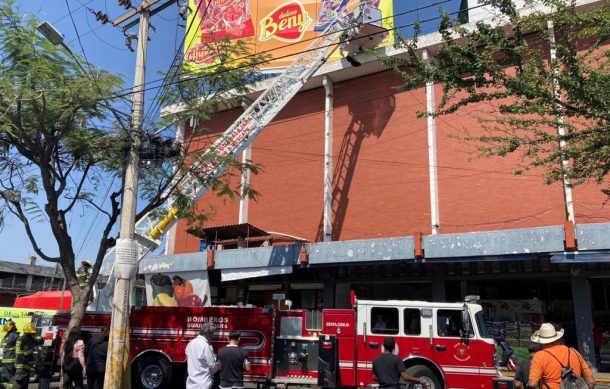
[380,0,610,192]
[0,0,126,259]
[0,0,266,333]
[0,0,266,288]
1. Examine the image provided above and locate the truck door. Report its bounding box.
[398,307,433,361]
[356,304,400,385]
[432,308,481,388]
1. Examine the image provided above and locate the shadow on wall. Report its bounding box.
[316,93,396,241]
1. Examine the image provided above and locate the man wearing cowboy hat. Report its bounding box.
[527,323,595,389]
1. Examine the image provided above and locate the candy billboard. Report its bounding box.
[184,0,394,72]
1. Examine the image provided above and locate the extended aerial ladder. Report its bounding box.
[91,2,387,311]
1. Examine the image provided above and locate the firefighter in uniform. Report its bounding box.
[76,260,93,305]
[10,324,42,389]
[77,260,91,288]
[0,322,19,388]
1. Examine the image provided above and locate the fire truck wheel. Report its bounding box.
[135,355,173,389]
[405,365,441,389]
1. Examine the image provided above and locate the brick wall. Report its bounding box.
[172,69,610,254]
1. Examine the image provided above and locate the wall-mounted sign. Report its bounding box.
[184,0,394,72]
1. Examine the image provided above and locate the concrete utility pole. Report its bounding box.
[104,2,150,388]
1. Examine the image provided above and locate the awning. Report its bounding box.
[13,290,72,311]
[221,265,293,282]
[550,251,610,263]
[188,223,271,242]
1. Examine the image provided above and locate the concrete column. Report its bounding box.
[323,279,336,309]
[432,275,446,302]
[322,76,334,242]
[239,146,252,224]
[570,269,596,369]
[335,283,351,308]
[422,49,441,234]
[25,275,33,291]
[164,121,186,256]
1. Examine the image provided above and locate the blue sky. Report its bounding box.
[1,0,461,266]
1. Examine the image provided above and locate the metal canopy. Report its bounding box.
[187,223,270,243]
[550,251,610,263]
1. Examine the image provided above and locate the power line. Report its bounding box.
[65,0,93,68]
[99,0,463,102]
[52,0,94,25]
[140,0,212,133]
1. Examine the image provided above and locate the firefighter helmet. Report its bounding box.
[23,323,37,334]
[3,321,15,332]
[82,260,92,267]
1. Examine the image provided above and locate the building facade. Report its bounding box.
[156,0,610,370]
[0,257,64,306]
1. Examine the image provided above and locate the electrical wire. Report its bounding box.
[75,175,119,259]
[65,0,94,67]
[98,0,465,102]
[52,0,94,25]
[81,5,128,51]
[140,0,212,134]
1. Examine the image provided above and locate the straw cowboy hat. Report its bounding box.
[531,323,564,344]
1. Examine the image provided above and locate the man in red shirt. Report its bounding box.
[527,323,595,389]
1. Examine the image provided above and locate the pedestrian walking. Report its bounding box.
[218,331,251,389]
[186,323,220,389]
[1,321,19,388]
[514,343,541,389]
[372,337,425,389]
[60,329,86,389]
[527,323,595,389]
[84,327,109,389]
[10,324,42,389]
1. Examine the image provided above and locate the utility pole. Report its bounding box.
[104,2,150,388]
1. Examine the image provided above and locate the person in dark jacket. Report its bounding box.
[61,329,86,389]
[218,331,251,389]
[1,321,19,388]
[10,324,42,389]
[372,337,425,389]
[514,343,541,389]
[84,327,109,389]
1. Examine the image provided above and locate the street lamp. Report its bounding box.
[36,21,131,129]
[36,21,67,48]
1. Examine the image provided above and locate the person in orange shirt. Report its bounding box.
[527,323,595,389]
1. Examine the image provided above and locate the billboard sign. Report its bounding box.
[184,0,394,72]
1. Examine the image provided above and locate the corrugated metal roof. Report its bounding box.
[187,223,270,242]
[0,260,61,278]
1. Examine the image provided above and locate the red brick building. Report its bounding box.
[157,0,610,369]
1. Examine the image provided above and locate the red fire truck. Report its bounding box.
[42,294,500,389]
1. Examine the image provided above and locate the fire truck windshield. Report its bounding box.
[475,311,492,339]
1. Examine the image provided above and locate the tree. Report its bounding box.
[0,0,264,332]
[381,0,610,194]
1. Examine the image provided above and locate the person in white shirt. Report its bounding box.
[186,323,220,389]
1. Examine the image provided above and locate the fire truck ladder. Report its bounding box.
[91,3,387,311]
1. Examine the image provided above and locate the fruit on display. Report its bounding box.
[177,294,203,307]
[153,293,178,307]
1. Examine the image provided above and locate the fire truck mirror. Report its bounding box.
[460,308,471,337]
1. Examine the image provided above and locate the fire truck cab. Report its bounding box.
[329,295,497,388]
